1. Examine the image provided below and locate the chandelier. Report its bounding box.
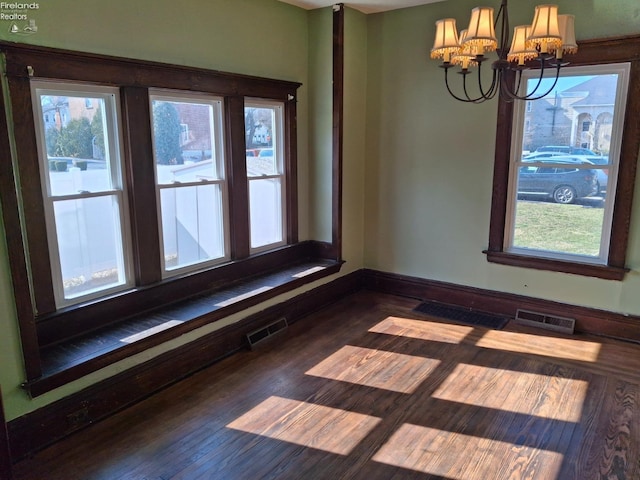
[430,0,577,103]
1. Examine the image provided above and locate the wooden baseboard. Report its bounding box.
[8,270,364,462]
[363,269,640,342]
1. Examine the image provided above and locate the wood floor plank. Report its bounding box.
[12,291,640,480]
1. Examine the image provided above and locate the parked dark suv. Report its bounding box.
[517,161,598,204]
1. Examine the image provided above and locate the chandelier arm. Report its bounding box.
[521,59,548,98]
[443,66,487,103]
[520,64,562,101]
[499,70,520,101]
[475,60,500,101]
[463,72,493,104]
[483,66,501,101]
[499,62,562,101]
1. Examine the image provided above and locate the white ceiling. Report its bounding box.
[277,0,445,14]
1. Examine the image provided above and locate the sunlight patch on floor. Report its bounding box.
[305,344,441,393]
[477,330,602,362]
[369,316,474,344]
[226,396,381,455]
[373,424,564,479]
[433,363,588,422]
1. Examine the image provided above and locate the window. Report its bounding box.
[506,64,628,264]
[486,37,640,280]
[0,43,308,358]
[245,100,286,252]
[31,82,132,307]
[150,92,229,274]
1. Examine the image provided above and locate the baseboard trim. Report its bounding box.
[363,269,640,342]
[8,269,364,462]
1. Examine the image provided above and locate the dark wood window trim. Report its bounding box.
[485,35,640,280]
[331,3,345,261]
[0,42,342,393]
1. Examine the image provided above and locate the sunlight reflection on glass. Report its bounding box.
[373,424,564,479]
[226,396,381,455]
[305,345,441,394]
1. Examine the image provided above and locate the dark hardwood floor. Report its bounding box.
[12,291,640,479]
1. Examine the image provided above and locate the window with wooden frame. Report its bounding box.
[0,43,341,391]
[31,82,133,308]
[485,36,640,280]
[245,99,287,253]
[149,91,230,276]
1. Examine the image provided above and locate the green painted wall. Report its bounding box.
[364,0,640,313]
[0,0,343,421]
[342,8,368,267]
[308,7,333,242]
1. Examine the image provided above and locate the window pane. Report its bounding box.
[245,101,285,251]
[53,195,127,299]
[151,98,222,184]
[245,105,279,176]
[249,178,283,249]
[160,184,226,270]
[150,94,227,274]
[507,66,628,262]
[39,94,115,196]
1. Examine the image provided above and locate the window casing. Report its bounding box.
[485,36,640,280]
[0,43,307,360]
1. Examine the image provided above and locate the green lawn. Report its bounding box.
[512,199,605,256]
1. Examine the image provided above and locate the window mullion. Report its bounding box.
[121,86,162,285]
[225,96,250,260]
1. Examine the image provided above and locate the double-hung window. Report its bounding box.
[150,92,229,274]
[505,63,629,264]
[245,100,286,252]
[31,82,132,307]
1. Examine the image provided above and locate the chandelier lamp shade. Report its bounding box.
[430,0,577,103]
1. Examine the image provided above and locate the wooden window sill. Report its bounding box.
[24,258,342,397]
[484,250,628,281]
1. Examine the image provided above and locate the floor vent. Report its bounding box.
[247,317,288,349]
[515,309,575,334]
